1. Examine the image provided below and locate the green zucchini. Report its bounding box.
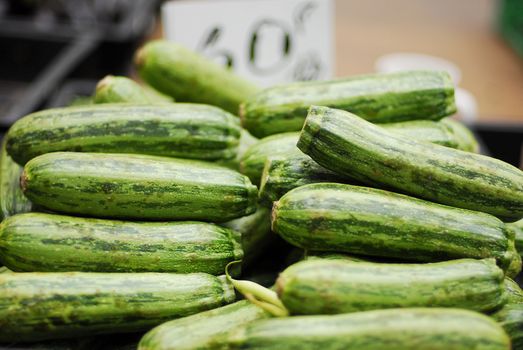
[272,183,521,277]
[240,132,301,185]
[138,300,268,350]
[0,212,243,273]
[218,129,259,171]
[0,272,235,342]
[6,103,240,165]
[222,207,273,267]
[507,219,523,257]
[503,278,523,303]
[94,75,174,104]
[135,40,259,115]
[492,303,523,349]
[441,117,480,153]
[241,70,456,137]
[220,308,510,350]
[275,258,505,315]
[298,106,523,221]
[0,138,33,219]
[21,152,257,222]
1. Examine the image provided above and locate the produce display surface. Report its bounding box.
[0,39,522,349]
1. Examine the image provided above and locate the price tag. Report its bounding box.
[162,0,335,86]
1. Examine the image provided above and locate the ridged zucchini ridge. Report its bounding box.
[221,308,510,350]
[492,304,523,349]
[272,183,521,277]
[441,117,480,153]
[94,75,174,104]
[240,132,301,185]
[21,152,257,222]
[6,103,241,165]
[275,258,505,315]
[138,300,269,350]
[222,207,273,267]
[0,212,243,273]
[0,272,235,342]
[241,70,456,137]
[0,138,33,219]
[298,106,523,221]
[135,40,259,114]
[507,219,523,257]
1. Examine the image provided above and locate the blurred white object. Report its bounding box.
[375,52,477,121]
[162,0,335,86]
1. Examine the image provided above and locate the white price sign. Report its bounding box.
[162,0,335,86]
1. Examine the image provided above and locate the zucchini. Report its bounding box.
[272,183,521,277]
[0,212,243,274]
[441,117,480,153]
[0,266,11,273]
[507,219,523,257]
[94,75,174,104]
[222,207,273,267]
[221,308,510,350]
[0,138,33,219]
[218,129,259,171]
[298,106,523,221]
[138,300,268,350]
[275,258,505,315]
[6,103,240,165]
[492,304,523,349]
[135,40,259,115]
[0,272,235,342]
[241,70,456,137]
[21,152,257,222]
[503,278,523,303]
[240,132,301,185]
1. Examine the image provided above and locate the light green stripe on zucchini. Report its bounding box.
[94,75,174,104]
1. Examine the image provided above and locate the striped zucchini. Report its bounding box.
[241,70,456,137]
[272,183,521,277]
[240,132,301,185]
[21,152,257,221]
[222,207,273,267]
[492,304,523,349]
[507,219,523,257]
[218,129,259,171]
[0,138,33,219]
[275,258,505,315]
[94,75,174,104]
[138,300,269,350]
[135,40,259,115]
[441,117,480,153]
[6,103,240,165]
[0,272,235,342]
[298,106,523,221]
[221,308,510,350]
[0,212,243,273]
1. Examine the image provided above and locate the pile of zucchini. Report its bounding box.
[0,39,522,349]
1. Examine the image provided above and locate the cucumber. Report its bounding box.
[272,183,521,277]
[135,40,259,115]
[222,207,273,267]
[241,70,456,137]
[6,103,240,165]
[0,138,33,219]
[138,300,268,350]
[94,75,174,104]
[0,272,235,342]
[441,117,480,153]
[507,219,523,257]
[275,258,505,315]
[298,106,523,221]
[0,212,243,274]
[21,152,257,222]
[221,308,510,350]
[492,304,523,349]
[240,132,301,185]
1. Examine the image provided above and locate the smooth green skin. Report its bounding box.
[0,272,235,342]
[222,207,273,267]
[94,75,174,104]
[218,129,259,171]
[272,183,521,277]
[441,117,480,153]
[0,212,243,273]
[241,70,456,137]
[503,278,523,303]
[136,40,259,115]
[507,219,523,257]
[258,152,351,206]
[22,152,258,222]
[492,303,523,349]
[0,138,33,219]
[223,308,510,350]
[240,132,301,186]
[298,106,523,221]
[276,258,505,315]
[6,103,241,165]
[139,300,268,350]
